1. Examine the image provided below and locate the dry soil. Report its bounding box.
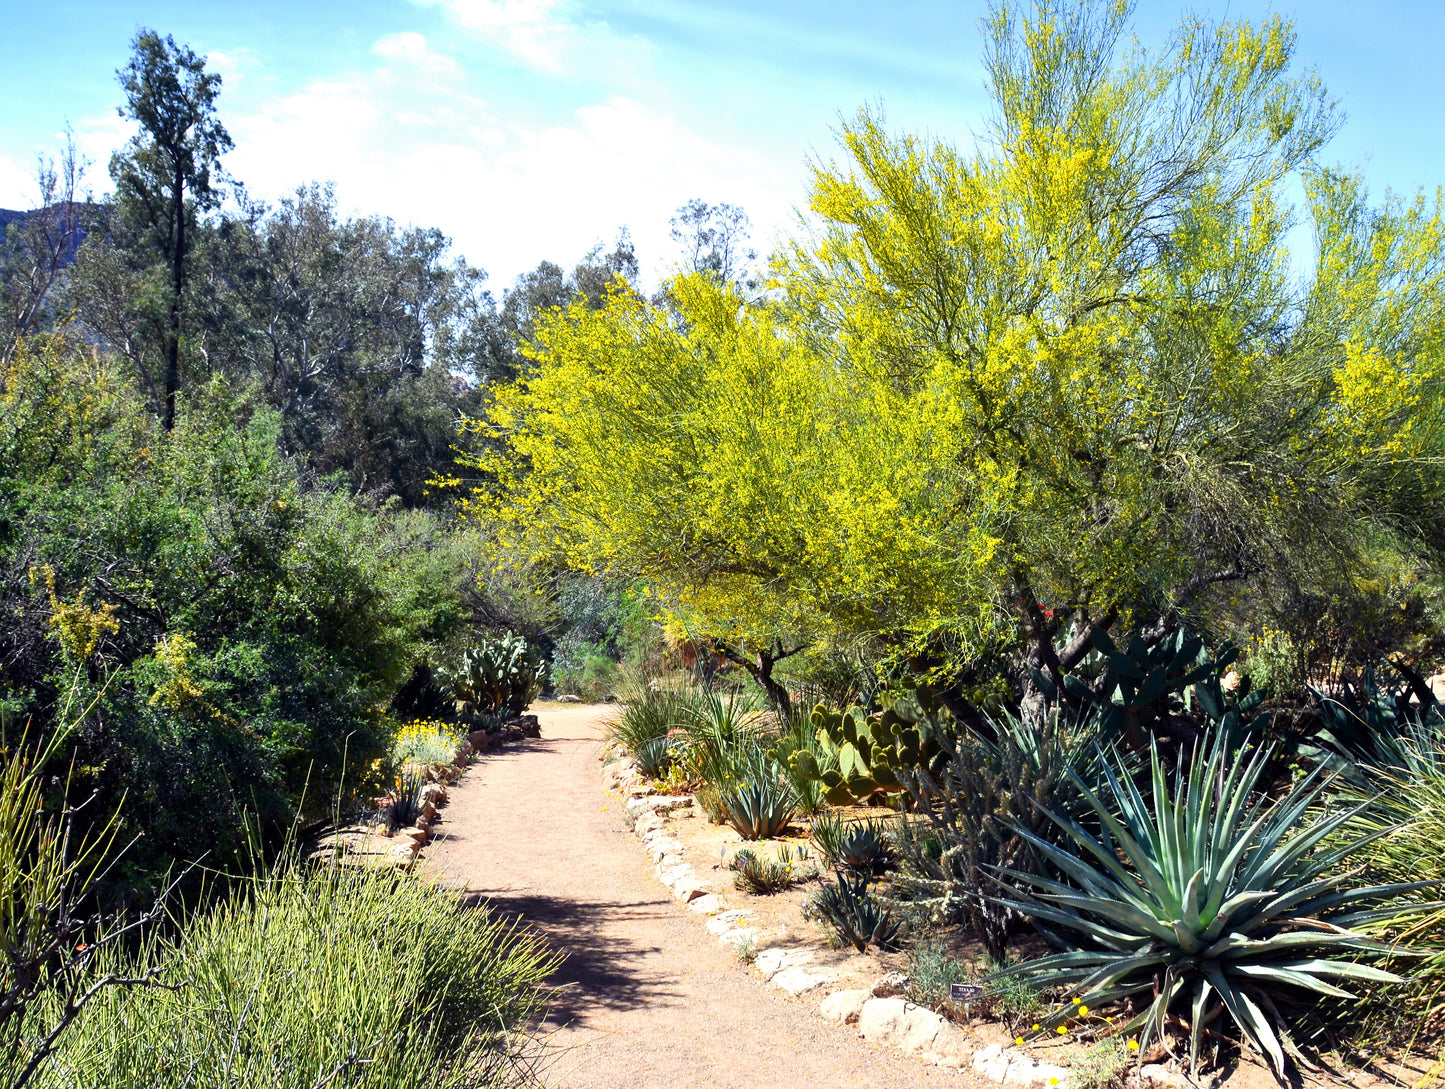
[427,702,969,1089]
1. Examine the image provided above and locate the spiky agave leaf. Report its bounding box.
[989,728,1431,1078]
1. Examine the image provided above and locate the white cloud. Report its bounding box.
[371,32,465,80]
[220,40,796,288]
[412,0,652,82]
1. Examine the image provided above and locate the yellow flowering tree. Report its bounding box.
[467,0,1445,716]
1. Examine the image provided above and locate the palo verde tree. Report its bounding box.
[109,29,232,430]
[469,0,1445,718]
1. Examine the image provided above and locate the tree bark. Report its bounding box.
[162,162,184,431]
[716,639,806,715]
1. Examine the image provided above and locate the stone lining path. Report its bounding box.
[426,703,970,1089]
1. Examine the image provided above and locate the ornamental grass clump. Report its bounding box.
[608,684,690,778]
[34,859,558,1088]
[991,729,1427,1078]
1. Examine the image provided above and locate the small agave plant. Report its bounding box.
[991,729,1428,1077]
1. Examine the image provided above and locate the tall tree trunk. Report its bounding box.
[162,165,184,431]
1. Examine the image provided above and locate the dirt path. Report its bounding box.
[427,703,960,1089]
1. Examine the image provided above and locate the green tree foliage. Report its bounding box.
[0,339,479,885]
[472,1,1445,713]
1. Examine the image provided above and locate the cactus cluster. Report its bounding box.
[1036,627,1255,742]
[779,682,949,806]
[443,632,548,724]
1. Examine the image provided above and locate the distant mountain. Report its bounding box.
[0,203,97,266]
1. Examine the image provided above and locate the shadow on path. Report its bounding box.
[464,890,684,1026]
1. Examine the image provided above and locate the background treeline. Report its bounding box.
[0,31,726,893]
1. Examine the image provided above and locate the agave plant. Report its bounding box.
[721,764,797,840]
[810,870,901,953]
[990,730,1426,1077]
[811,812,895,876]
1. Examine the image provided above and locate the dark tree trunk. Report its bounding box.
[716,639,807,716]
[162,164,185,431]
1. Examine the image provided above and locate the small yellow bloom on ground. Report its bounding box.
[1127,1040,1140,1051]
[1057,1027,1068,1036]
[1015,1037,1025,1046]
[1078,1005,1089,1016]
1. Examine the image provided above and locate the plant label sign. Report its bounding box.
[950,983,985,1003]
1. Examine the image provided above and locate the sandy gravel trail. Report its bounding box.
[427,703,960,1089]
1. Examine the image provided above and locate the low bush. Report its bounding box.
[731,844,818,894]
[33,860,558,1088]
[907,938,970,1010]
[391,717,465,768]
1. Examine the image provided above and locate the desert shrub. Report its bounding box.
[907,938,970,1010]
[893,706,1096,957]
[0,353,479,890]
[32,860,558,1088]
[991,729,1424,1078]
[1069,1039,1131,1089]
[391,718,465,767]
[731,844,817,894]
[809,870,901,953]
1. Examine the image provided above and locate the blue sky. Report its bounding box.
[2,0,1443,288]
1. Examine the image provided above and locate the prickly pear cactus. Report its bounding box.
[783,680,950,805]
[444,632,548,723]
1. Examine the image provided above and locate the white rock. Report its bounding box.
[656,852,684,873]
[673,883,707,903]
[972,1043,1071,1087]
[658,864,694,887]
[772,966,836,995]
[858,998,972,1069]
[705,910,753,934]
[634,816,666,835]
[1138,1066,1199,1089]
[819,989,871,1025]
[687,893,727,913]
[646,839,684,861]
[754,947,815,979]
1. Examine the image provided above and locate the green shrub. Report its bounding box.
[907,938,970,1009]
[33,860,558,1088]
[991,729,1423,1078]
[391,717,465,767]
[719,743,797,840]
[809,870,901,953]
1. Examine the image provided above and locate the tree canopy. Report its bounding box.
[470,0,1445,711]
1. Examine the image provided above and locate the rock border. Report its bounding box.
[600,746,1217,1089]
